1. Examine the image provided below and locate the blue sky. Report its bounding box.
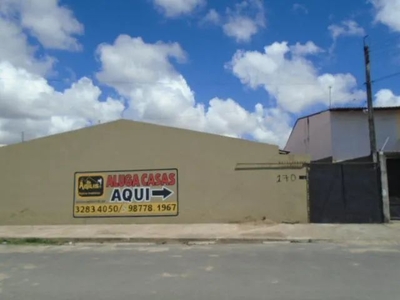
[0,0,400,147]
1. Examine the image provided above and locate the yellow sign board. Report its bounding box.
[73,169,178,218]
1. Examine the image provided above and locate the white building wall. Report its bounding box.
[285,111,332,160]
[331,110,400,161]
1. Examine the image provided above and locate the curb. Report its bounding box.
[0,237,330,245]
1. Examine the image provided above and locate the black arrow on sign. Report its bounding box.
[152,187,173,200]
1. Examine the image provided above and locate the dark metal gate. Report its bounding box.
[308,163,383,223]
[386,158,400,220]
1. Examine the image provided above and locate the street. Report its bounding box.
[0,242,399,300]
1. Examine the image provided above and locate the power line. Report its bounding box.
[371,45,400,58]
[372,71,400,84]
[368,35,400,47]
[370,44,400,55]
[367,36,400,60]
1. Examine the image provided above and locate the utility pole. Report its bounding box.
[329,86,332,108]
[363,36,378,163]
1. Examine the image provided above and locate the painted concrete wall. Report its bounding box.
[284,111,332,161]
[0,120,309,225]
[331,110,400,161]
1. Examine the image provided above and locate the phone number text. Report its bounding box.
[74,203,178,217]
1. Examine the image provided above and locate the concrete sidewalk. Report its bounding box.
[1,223,400,244]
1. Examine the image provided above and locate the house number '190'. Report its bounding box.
[277,174,297,183]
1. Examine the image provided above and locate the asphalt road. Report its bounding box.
[0,242,399,300]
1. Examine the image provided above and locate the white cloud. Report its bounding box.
[0,17,54,75]
[375,89,400,106]
[153,0,205,17]
[227,41,365,113]
[202,9,220,24]
[205,100,292,145]
[96,35,187,95]
[0,61,124,144]
[203,0,265,43]
[0,1,122,144]
[96,35,291,147]
[223,17,259,43]
[0,1,297,148]
[292,3,308,14]
[328,20,365,40]
[0,0,83,51]
[291,41,323,56]
[371,0,400,32]
[223,0,265,43]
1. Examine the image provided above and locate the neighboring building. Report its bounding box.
[285,107,400,221]
[0,119,309,225]
[285,107,400,162]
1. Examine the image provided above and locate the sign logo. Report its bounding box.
[78,176,104,197]
[74,169,178,218]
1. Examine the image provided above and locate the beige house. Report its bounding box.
[0,120,309,225]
